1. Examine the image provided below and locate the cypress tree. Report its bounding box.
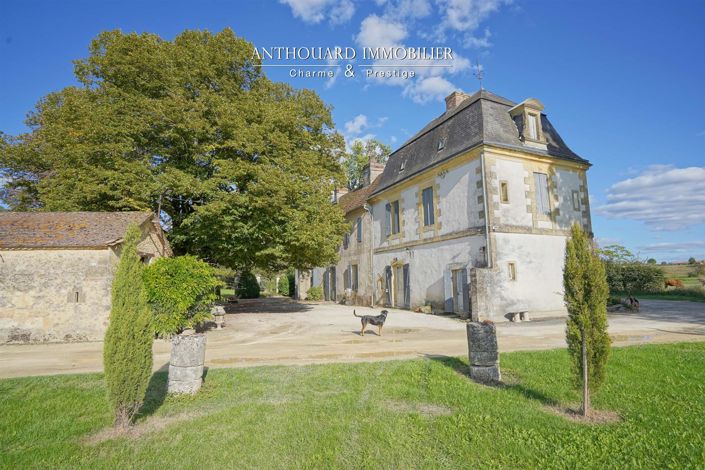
[103,224,154,428]
[564,223,610,416]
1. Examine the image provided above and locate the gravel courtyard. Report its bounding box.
[0,297,703,378]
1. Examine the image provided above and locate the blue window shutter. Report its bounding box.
[403,264,410,308]
[461,268,471,315]
[385,203,391,237]
[385,266,392,306]
[534,172,551,216]
[443,268,453,312]
[422,187,434,226]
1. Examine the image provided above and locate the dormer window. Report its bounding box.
[437,138,446,151]
[509,98,547,150]
[527,113,539,140]
[400,160,405,171]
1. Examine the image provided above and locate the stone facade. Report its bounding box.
[305,89,593,322]
[0,212,170,343]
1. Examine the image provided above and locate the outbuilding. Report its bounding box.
[0,211,171,343]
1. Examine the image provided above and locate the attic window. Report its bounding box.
[400,160,406,171]
[437,138,446,151]
[527,113,539,140]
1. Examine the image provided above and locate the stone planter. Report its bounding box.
[212,305,226,329]
[167,332,206,394]
[466,322,501,383]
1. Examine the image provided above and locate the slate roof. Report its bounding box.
[372,89,588,196]
[0,211,154,249]
[338,176,381,215]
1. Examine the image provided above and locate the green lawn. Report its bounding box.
[2,343,705,468]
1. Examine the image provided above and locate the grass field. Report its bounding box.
[2,343,705,468]
[661,264,704,288]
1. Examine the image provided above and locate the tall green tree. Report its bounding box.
[563,223,611,416]
[342,138,390,190]
[0,29,347,271]
[103,224,153,429]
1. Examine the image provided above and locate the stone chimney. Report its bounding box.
[333,186,348,202]
[445,91,469,113]
[362,160,385,187]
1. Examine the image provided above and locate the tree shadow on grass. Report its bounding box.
[136,363,169,420]
[424,354,559,407]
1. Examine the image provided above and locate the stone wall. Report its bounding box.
[0,222,170,343]
[0,249,116,343]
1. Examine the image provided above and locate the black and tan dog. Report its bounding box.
[353,309,388,336]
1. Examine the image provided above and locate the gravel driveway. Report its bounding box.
[0,297,703,378]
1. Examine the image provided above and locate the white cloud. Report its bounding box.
[330,0,355,24]
[597,165,705,231]
[356,15,407,48]
[638,241,705,253]
[440,0,509,32]
[280,0,355,24]
[344,114,369,135]
[383,0,432,19]
[464,27,492,48]
[403,76,457,104]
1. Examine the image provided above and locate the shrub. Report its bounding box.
[277,275,290,296]
[307,286,323,301]
[604,262,664,293]
[143,256,223,338]
[237,271,260,299]
[287,271,295,297]
[103,225,153,429]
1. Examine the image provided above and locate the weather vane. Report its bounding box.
[473,61,484,90]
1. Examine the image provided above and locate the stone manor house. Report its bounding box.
[298,89,592,321]
[0,211,171,343]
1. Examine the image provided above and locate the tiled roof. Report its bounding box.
[372,89,589,196]
[337,176,381,215]
[0,211,154,249]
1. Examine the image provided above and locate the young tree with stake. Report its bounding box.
[563,223,611,416]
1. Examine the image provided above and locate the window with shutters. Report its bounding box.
[533,172,551,217]
[351,264,358,292]
[572,190,581,211]
[356,216,362,242]
[527,113,539,140]
[421,186,435,226]
[386,200,401,237]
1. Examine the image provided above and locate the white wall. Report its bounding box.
[373,235,486,311]
[492,158,532,227]
[553,167,587,230]
[372,158,483,250]
[485,232,567,319]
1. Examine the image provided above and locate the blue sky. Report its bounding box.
[1,0,704,261]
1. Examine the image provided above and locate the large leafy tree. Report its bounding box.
[0,29,347,271]
[563,223,611,416]
[342,138,390,190]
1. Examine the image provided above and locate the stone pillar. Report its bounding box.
[168,333,206,394]
[466,322,501,383]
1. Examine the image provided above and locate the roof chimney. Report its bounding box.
[332,186,348,203]
[445,91,469,113]
[362,161,385,187]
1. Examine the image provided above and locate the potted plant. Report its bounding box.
[143,256,223,394]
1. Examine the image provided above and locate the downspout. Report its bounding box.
[480,151,493,268]
[363,203,375,306]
